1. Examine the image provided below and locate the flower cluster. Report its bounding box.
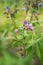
[23,20,34,31]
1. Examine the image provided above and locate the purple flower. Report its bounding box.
[28,24,34,31]
[23,20,29,30]
[23,20,28,26]
[38,3,42,7]
[29,26,34,31]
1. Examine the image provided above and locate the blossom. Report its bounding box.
[23,20,29,30]
[5,6,10,11]
[38,3,42,7]
[23,20,34,30]
[28,24,34,31]
[23,20,28,26]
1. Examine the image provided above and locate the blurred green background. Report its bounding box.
[0,0,43,65]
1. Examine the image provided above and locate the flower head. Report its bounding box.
[23,20,28,26]
[29,26,34,31]
[28,24,34,31]
[38,3,42,7]
[5,6,10,11]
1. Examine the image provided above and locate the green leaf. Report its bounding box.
[25,37,41,50]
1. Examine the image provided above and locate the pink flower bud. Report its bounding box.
[14,29,18,34]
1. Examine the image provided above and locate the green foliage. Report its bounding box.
[0,0,43,65]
